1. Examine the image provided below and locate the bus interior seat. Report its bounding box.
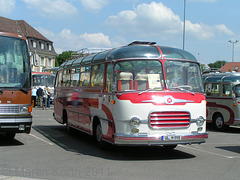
[134,73,149,90]
[117,72,133,91]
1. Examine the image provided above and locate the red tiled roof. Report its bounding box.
[219,62,240,72]
[0,16,50,42]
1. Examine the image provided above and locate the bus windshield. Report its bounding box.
[165,60,203,93]
[0,36,31,88]
[114,60,164,92]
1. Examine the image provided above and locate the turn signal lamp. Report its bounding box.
[28,106,32,113]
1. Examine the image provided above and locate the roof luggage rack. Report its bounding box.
[127,41,156,46]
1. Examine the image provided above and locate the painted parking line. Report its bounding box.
[179,144,240,159]
[29,134,54,146]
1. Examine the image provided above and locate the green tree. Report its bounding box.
[55,51,74,67]
[208,60,227,69]
[200,63,208,72]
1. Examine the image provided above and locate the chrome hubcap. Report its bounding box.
[216,117,223,128]
[96,125,102,142]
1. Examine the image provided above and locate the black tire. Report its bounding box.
[212,114,229,131]
[63,111,72,134]
[94,121,110,150]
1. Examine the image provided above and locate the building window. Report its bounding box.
[48,58,52,67]
[49,45,52,51]
[41,57,44,66]
[33,41,36,48]
[41,43,44,49]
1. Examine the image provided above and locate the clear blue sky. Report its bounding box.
[0,0,239,65]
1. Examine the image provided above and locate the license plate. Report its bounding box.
[162,135,181,141]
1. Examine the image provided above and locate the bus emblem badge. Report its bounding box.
[164,96,175,105]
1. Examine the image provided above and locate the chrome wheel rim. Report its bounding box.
[96,124,102,142]
[215,117,223,128]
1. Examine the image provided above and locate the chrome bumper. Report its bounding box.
[114,132,208,146]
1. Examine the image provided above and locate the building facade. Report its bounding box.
[0,16,57,72]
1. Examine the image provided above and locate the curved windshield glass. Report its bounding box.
[114,60,164,92]
[165,60,203,93]
[0,36,31,88]
[159,46,197,61]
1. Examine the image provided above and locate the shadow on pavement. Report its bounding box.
[207,124,240,134]
[33,125,196,161]
[0,135,24,146]
[215,146,240,154]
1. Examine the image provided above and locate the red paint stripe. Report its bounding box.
[207,101,234,125]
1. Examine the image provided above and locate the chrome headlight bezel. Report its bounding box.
[129,117,141,128]
[196,116,205,127]
[20,106,29,112]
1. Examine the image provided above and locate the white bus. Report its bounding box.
[32,72,55,103]
[54,41,208,149]
[203,72,240,130]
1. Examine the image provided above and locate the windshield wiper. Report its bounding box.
[169,87,194,95]
[138,87,162,95]
[19,88,28,95]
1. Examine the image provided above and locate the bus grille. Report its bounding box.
[0,106,19,113]
[149,111,190,129]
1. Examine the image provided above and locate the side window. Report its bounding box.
[91,64,104,87]
[70,68,80,87]
[222,84,232,96]
[63,69,71,87]
[233,84,240,97]
[205,83,219,96]
[80,66,91,87]
[106,64,113,92]
[56,71,63,87]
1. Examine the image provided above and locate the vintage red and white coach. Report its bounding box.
[54,41,208,149]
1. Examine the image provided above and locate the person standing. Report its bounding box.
[46,86,51,108]
[31,87,37,107]
[37,86,43,108]
[43,87,49,109]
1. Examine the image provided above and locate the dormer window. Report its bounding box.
[33,41,36,48]
[41,43,44,49]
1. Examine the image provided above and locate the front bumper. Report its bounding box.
[0,115,32,133]
[114,132,208,146]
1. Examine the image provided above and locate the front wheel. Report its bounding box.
[95,122,110,150]
[213,114,228,131]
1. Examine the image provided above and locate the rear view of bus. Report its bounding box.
[0,32,32,140]
[54,41,208,149]
[32,72,55,103]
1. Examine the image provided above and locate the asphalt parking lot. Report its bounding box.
[0,107,240,180]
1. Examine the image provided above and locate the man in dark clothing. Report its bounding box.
[37,87,43,108]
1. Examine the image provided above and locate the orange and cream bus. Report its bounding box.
[203,72,240,130]
[0,31,32,140]
[54,41,208,149]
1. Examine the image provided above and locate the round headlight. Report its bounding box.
[129,117,141,127]
[196,116,205,127]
